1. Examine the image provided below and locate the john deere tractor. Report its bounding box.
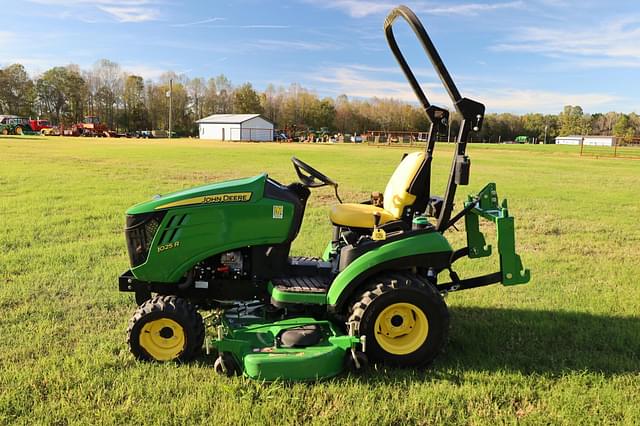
[118,5,530,381]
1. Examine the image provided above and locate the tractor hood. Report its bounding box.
[126,173,267,215]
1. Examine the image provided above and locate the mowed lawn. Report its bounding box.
[1,135,639,425]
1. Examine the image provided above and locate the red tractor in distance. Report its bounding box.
[29,119,57,135]
[65,116,118,137]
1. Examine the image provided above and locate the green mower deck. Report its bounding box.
[212,317,361,381]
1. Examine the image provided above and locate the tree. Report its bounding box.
[613,114,634,143]
[215,74,233,113]
[92,59,123,128]
[233,83,263,114]
[64,65,87,124]
[123,75,147,131]
[187,77,205,120]
[559,105,590,136]
[36,67,69,124]
[0,64,35,115]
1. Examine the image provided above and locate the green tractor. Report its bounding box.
[118,5,530,381]
[0,116,37,135]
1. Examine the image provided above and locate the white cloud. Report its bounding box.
[309,65,620,113]
[170,17,226,28]
[0,31,16,44]
[310,66,447,103]
[303,0,394,18]
[474,89,621,114]
[303,0,523,18]
[425,1,523,16]
[98,6,159,22]
[493,16,640,68]
[28,0,161,22]
[252,39,337,51]
[122,64,167,80]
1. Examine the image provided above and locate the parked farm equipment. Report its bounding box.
[0,116,38,135]
[64,116,118,137]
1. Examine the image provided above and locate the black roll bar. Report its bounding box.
[384,5,486,232]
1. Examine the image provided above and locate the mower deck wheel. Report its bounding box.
[344,350,369,373]
[214,353,240,377]
[127,295,204,362]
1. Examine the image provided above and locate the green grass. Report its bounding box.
[1,135,639,425]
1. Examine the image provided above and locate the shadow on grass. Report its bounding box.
[442,307,639,375]
[193,307,639,384]
[0,135,44,141]
[353,307,640,385]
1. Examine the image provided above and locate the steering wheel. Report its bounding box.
[291,157,337,188]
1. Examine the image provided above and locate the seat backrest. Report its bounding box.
[383,152,426,219]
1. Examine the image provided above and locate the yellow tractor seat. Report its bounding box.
[329,203,396,229]
[330,152,426,228]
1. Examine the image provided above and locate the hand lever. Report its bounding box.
[372,212,386,241]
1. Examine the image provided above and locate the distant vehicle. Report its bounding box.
[350,134,363,143]
[29,119,53,132]
[514,135,529,143]
[28,119,59,135]
[273,131,288,141]
[65,116,117,137]
[135,130,154,139]
[0,117,36,135]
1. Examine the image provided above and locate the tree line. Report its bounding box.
[0,60,638,141]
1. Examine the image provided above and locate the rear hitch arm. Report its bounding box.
[464,183,530,285]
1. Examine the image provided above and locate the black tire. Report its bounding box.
[127,295,204,362]
[348,273,449,367]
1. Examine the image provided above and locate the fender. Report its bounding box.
[327,232,453,311]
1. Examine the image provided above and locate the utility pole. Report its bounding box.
[167,79,173,139]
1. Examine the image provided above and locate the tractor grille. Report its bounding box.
[125,211,166,267]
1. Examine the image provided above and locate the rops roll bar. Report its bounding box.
[384,5,486,232]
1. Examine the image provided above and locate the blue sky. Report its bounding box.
[4,0,640,114]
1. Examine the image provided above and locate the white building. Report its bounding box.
[555,135,616,147]
[196,114,274,141]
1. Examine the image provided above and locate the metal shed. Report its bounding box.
[555,135,616,147]
[196,114,274,141]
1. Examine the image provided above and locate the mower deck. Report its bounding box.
[213,317,360,381]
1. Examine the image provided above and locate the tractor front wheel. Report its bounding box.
[348,273,449,367]
[127,295,204,362]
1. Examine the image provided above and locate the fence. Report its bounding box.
[579,137,640,160]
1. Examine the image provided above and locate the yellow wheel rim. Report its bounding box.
[373,302,429,355]
[16,127,22,135]
[139,318,186,361]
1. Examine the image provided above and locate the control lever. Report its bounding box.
[372,212,386,241]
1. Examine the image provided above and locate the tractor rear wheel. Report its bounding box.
[1,128,7,135]
[348,273,449,367]
[127,295,204,362]
[15,126,23,135]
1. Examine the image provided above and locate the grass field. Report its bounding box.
[1,135,639,425]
